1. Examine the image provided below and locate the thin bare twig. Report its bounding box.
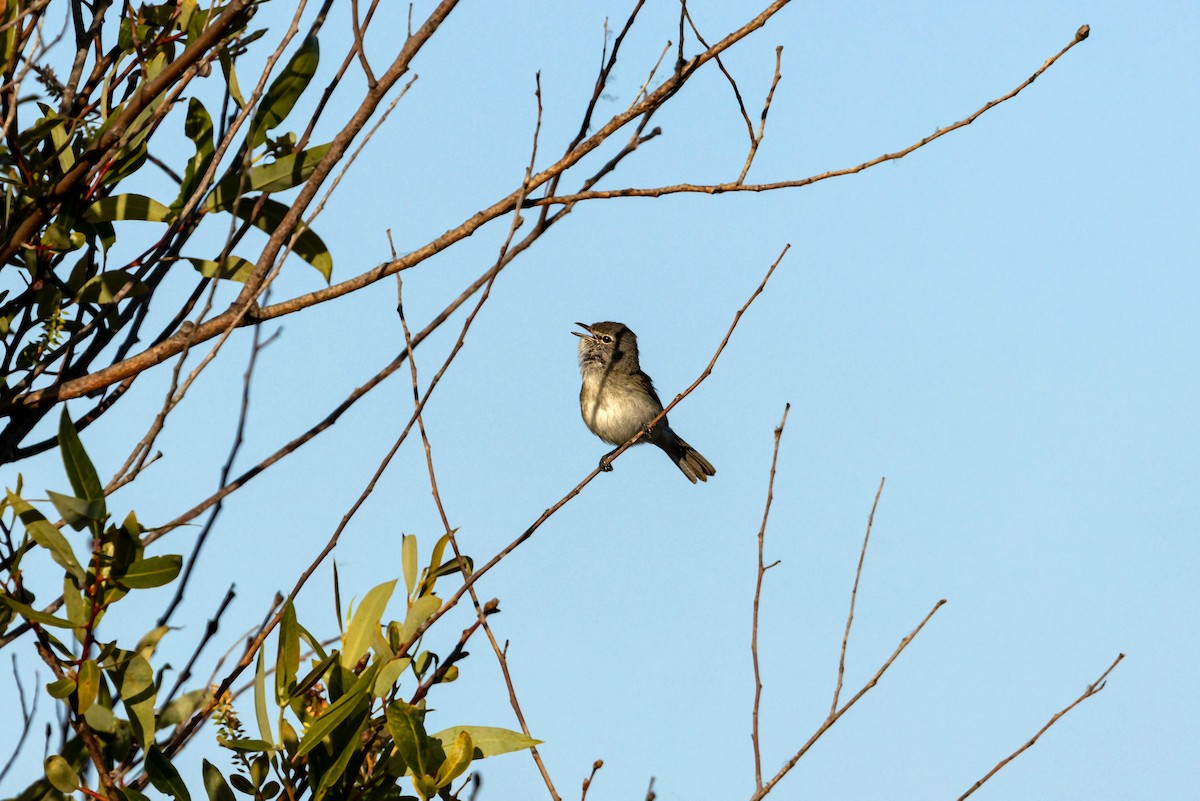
[750,600,947,801]
[0,655,38,782]
[751,403,789,790]
[580,760,604,801]
[956,653,1125,800]
[737,46,783,185]
[830,477,885,716]
[532,25,1092,208]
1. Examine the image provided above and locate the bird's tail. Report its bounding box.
[656,429,716,484]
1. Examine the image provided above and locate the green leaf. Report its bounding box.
[341,578,397,669]
[435,730,473,789]
[159,688,210,727]
[255,649,273,747]
[2,591,76,629]
[313,717,369,800]
[249,35,319,148]
[145,745,192,801]
[77,271,150,304]
[372,656,411,698]
[134,625,172,659]
[47,677,76,698]
[203,144,331,211]
[184,256,256,283]
[276,600,299,704]
[385,701,428,777]
[47,490,105,531]
[202,760,236,801]
[400,594,441,643]
[172,98,216,212]
[222,196,333,281]
[8,490,84,582]
[45,754,78,793]
[222,738,274,752]
[84,703,118,733]
[83,194,173,223]
[77,659,100,714]
[120,654,157,748]
[295,662,378,758]
[429,726,542,759]
[58,407,104,507]
[402,535,418,597]
[120,554,182,589]
[63,575,88,632]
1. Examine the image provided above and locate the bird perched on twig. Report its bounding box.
[572,321,716,483]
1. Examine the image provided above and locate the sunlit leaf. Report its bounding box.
[77,659,100,714]
[184,256,256,283]
[45,754,78,793]
[83,194,173,223]
[255,649,273,747]
[120,654,157,748]
[203,143,331,211]
[435,730,473,788]
[429,726,542,759]
[7,491,84,582]
[2,591,76,629]
[402,535,418,597]
[341,578,397,669]
[276,600,299,704]
[385,700,428,777]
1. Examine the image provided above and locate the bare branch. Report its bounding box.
[830,477,886,715]
[956,653,1125,800]
[751,404,790,791]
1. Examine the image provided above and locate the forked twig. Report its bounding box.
[956,653,1125,800]
[751,403,789,790]
[830,477,886,715]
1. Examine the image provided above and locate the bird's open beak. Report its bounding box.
[571,322,593,339]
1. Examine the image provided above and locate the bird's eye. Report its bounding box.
[601,335,613,343]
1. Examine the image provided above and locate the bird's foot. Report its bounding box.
[598,455,614,472]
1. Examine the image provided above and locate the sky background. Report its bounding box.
[2,1,1197,799]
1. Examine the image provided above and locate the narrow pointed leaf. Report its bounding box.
[341,578,396,669]
[8,491,84,582]
[223,196,332,280]
[145,746,191,801]
[249,35,319,148]
[429,726,542,758]
[83,194,173,223]
[385,701,427,777]
[203,144,331,211]
[120,554,182,589]
[202,760,236,801]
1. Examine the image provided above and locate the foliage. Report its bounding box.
[1,411,533,800]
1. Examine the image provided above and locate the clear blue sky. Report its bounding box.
[2,1,1196,799]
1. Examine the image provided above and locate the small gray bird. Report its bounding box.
[573,321,716,483]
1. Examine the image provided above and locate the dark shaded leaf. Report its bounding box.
[203,760,236,801]
[120,555,182,589]
[145,745,192,801]
[249,36,319,148]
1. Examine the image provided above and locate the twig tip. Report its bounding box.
[1076,24,1090,41]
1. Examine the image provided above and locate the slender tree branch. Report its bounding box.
[751,403,789,791]
[830,477,885,716]
[956,653,1124,800]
